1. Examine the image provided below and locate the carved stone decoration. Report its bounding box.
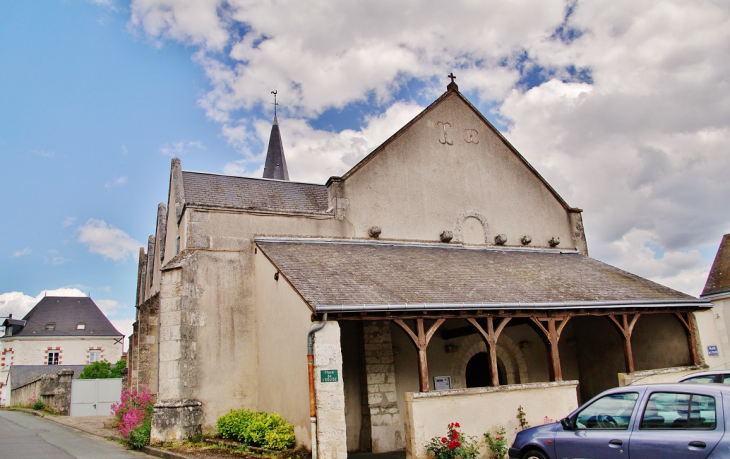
[549,236,561,247]
[494,234,507,245]
[368,226,382,238]
[437,121,454,146]
[464,129,479,144]
[521,235,532,245]
[453,211,489,244]
[440,231,453,243]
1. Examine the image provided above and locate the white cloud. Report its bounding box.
[104,175,128,189]
[12,248,31,258]
[95,299,125,316]
[111,318,135,342]
[62,216,77,227]
[159,140,204,156]
[34,149,56,158]
[130,0,730,296]
[77,219,141,262]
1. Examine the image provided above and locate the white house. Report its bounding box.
[0,296,124,406]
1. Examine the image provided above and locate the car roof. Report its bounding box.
[604,383,730,396]
[678,370,730,380]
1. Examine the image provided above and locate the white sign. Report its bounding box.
[434,376,451,390]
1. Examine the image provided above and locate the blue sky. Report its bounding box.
[2,0,729,343]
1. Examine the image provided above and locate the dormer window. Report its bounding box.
[76,323,86,330]
[45,323,55,331]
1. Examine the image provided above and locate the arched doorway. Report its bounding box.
[465,352,507,387]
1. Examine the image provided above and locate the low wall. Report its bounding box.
[617,365,706,387]
[403,381,579,459]
[11,369,74,415]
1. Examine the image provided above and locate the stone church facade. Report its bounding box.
[129,80,723,458]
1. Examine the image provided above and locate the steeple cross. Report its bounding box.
[271,90,279,116]
[448,73,456,84]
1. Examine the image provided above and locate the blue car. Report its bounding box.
[509,383,730,459]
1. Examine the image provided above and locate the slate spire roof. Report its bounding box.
[702,233,730,297]
[263,115,290,181]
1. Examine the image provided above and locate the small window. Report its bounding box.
[575,392,638,430]
[640,392,716,430]
[89,350,101,363]
[76,323,86,330]
[175,236,180,255]
[47,350,59,365]
[45,323,56,331]
[681,375,716,384]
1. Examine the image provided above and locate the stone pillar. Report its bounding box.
[137,293,160,394]
[363,321,403,452]
[313,321,347,459]
[151,262,202,444]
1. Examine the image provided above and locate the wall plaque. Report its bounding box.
[708,345,719,356]
[320,369,339,382]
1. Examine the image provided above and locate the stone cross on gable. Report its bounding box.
[448,73,456,83]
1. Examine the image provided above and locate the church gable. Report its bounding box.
[334,87,583,250]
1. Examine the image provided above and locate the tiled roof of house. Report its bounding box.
[256,239,704,312]
[10,365,87,388]
[15,297,122,337]
[181,171,329,214]
[702,234,730,297]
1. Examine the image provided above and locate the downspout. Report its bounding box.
[307,313,328,459]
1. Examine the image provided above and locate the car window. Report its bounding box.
[681,375,717,384]
[721,375,730,385]
[640,392,716,430]
[575,392,638,430]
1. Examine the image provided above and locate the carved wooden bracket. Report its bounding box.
[467,317,511,386]
[530,315,572,382]
[608,314,641,373]
[394,318,446,392]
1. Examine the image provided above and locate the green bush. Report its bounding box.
[79,359,127,379]
[127,417,152,449]
[32,400,45,411]
[217,409,295,451]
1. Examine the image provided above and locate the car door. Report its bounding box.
[628,389,724,459]
[554,391,639,459]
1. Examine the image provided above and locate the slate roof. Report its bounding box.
[14,296,122,337]
[255,238,706,312]
[10,365,86,388]
[181,171,329,215]
[263,116,290,181]
[702,234,730,297]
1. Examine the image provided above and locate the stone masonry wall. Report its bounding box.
[363,321,404,452]
[11,369,74,415]
[137,292,160,394]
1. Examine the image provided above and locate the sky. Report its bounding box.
[1,0,729,347]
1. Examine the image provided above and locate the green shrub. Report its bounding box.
[32,400,45,410]
[217,409,295,451]
[79,359,127,379]
[127,417,152,449]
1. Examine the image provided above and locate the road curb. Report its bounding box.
[141,446,197,459]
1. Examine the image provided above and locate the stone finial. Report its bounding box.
[521,235,532,245]
[494,234,507,245]
[447,72,459,92]
[549,236,561,247]
[440,231,453,243]
[368,226,382,238]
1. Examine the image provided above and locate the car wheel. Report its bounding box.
[521,449,549,459]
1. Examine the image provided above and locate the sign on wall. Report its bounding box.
[320,369,338,382]
[708,345,719,356]
[434,376,452,390]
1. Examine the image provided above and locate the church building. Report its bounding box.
[129,78,722,459]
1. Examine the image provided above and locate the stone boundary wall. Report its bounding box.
[617,365,706,387]
[403,381,579,459]
[11,369,74,415]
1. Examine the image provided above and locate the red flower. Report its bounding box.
[455,422,460,428]
[454,441,461,448]
[448,441,456,450]
[441,437,448,444]
[496,436,503,440]
[452,431,459,440]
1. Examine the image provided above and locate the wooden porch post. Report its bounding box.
[467,317,511,386]
[394,318,445,392]
[675,312,701,366]
[608,314,640,373]
[530,315,571,382]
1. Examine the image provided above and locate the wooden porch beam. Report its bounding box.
[675,312,701,366]
[467,317,512,386]
[530,315,571,382]
[608,314,641,373]
[394,318,446,392]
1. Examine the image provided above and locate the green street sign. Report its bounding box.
[320,369,339,383]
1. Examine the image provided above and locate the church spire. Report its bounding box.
[263,90,289,181]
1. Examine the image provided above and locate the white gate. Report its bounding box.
[70,378,122,416]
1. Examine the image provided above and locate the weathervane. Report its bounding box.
[271,90,278,117]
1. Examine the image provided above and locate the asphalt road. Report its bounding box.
[0,410,149,459]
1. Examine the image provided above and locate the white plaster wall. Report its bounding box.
[0,337,122,366]
[618,366,703,386]
[403,382,579,459]
[710,297,730,369]
[340,93,577,248]
[254,248,317,448]
[694,309,726,369]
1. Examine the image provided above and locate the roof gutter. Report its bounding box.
[314,298,711,313]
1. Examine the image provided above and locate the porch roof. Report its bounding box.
[255,238,709,313]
